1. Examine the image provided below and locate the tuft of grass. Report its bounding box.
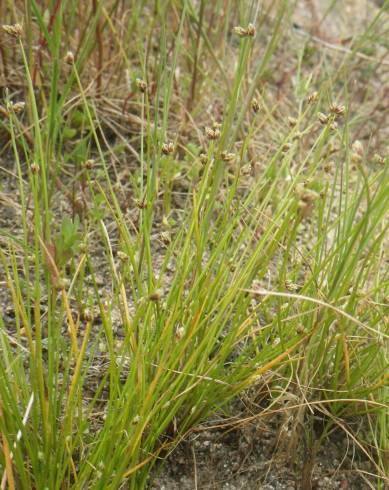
[0,1,388,488]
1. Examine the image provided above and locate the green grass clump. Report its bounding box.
[0,1,388,488]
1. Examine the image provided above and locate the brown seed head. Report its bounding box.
[292,131,303,141]
[251,98,260,113]
[136,78,147,93]
[10,101,25,114]
[148,289,162,302]
[329,103,345,116]
[199,153,208,164]
[57,277,70,290]
[161,141,174,155]
[233,23,256,37]
[221,151,235,162]
[160,231,171,244]
[117,251,129,262]
[307,91,319,104]
[134,198,147,209]
[30,162,40,174]
[233,26,248,37]
[246,23,256,37]
[285,279,299,292]
[64,51,75,65]
[84,159,95,170]
[74,197,85,214]
[288,116,298,127]
[317,112,330,125]
[2,24,23,38]
[373,153,385,165]
[302,189,319,203]
[351,140,364,157]
[175,326,185,340]
[323,161,335,173]
[81,308,94,322]
[205,127,220,140]
[228,258,236,271]
[281,143,292,153]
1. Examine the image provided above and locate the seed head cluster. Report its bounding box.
[233,23,256,38]
[251,98,260,113]
[221,151,235,162]
[30,162,40,174]
[2,23,23,38]
[199,153,208,164]
[329,103,345,116]
[84,159,95,170]
[64,51,75,65]
[162,141,174,155]
[136,78,147,93]
[205,127,220,140]
[307,91,319,104]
